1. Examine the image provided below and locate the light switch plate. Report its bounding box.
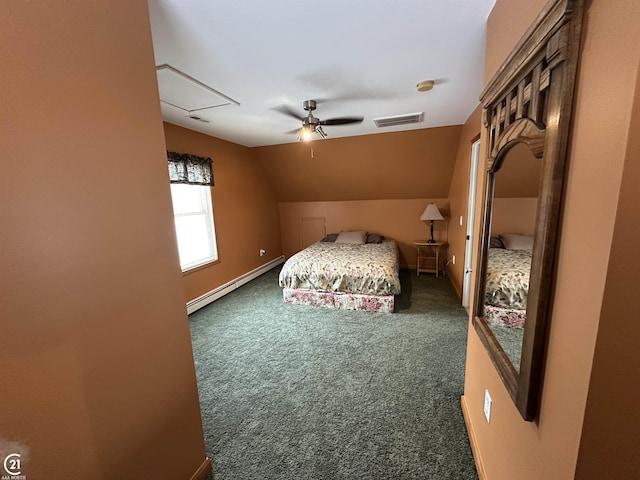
[484,389,492,423]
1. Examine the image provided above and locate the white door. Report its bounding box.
[462,140,481,309]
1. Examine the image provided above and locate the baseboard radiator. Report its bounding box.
[186,255,285,314]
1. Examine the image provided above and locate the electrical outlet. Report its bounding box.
[259,249,266,256]
[484,389,492,423]
[452,255,456,265]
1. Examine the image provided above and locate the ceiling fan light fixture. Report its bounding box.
[284,99,363,141]
[301,127,313,141]
[417,80,435,92]
[316,126,327,139]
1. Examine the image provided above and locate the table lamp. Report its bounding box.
[420,203,444,243]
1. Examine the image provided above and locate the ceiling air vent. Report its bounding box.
[186,114,210,124]
[373,112,424,128]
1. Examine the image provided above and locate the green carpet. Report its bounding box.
[189,267,478,479]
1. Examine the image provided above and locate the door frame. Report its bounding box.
[462,138,481,309]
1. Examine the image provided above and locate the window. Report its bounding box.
[170,183,218,271]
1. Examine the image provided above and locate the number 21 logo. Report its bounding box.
[3,453,21,475]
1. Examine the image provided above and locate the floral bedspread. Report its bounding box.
[282,288,395,313]
[278,241,401,296]
[485,248,532,310]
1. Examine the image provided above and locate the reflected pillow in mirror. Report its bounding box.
[490,237,505,248]
[500,233,534,250]
[321,233,339,242]
[335,230,367,244]
[365,233,385,244]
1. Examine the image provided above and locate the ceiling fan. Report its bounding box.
[276,100,364,140]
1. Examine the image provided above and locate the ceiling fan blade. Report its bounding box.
[320,116,364,126]
[273,105,305,121]
[285,128,301,134]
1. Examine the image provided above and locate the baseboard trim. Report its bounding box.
[446,265,463,302]
[190,457,212,480]
[461,395,486,480]
[186,255,285,314]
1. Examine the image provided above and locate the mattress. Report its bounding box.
[278,240,401,296]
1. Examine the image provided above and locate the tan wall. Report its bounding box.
[575,59,640,480]
[0,3,206,479]
[253,126,462,202]
[490,198,538,237]
[164,123,283,303]
[493,143,541,198]
[445,106,481,298]
[279,199,450,268]
[483,0,550,85]
[464,1,640,479]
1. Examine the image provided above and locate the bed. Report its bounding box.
[484,235,532,328]
[278,232,401,313]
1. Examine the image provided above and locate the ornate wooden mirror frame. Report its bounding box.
[473,0,584,421]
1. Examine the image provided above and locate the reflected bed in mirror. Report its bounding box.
[472,0,585,421]
[484,144,541,371]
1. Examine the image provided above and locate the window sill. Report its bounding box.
[181,258,220,276]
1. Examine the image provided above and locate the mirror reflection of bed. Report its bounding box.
[484,143,541,371]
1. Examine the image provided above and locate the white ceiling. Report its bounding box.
[148,0,496,148]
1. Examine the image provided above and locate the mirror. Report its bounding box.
[485,144,541,371]
[472,0,585,421]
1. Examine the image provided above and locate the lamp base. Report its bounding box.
[427,221,436,243]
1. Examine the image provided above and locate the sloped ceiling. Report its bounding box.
[253,126,463,202]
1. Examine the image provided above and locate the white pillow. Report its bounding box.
[500,233,534,250]
[334,230,367,244]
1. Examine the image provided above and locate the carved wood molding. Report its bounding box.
[490,118,546,170]
[481,0,581,172]
[480,0,578,105]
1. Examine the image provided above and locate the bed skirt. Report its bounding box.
[484,304,526,328]
[282,288,394,313]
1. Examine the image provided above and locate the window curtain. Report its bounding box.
[167,151,213,186]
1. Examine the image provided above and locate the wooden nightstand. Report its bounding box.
[413,241,446,277]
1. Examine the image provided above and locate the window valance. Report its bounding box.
[167,151,213,186]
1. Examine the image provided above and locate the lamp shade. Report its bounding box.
[420,203,444,221]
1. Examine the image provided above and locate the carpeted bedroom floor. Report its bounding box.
[188,267,478,480]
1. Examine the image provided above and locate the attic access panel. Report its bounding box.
[155,64,239,116]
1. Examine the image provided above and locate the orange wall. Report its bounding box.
[253,126,462,202]
[483,0,550,86]
[259,123,464,280]
[163,123,283,303]
[464,1,640,479]
[575,59,640,479]
[0,3,207,479]
[490,198,538,237]
[279,199,450,268]
[493,143,541,198]
[446,105,482,298]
